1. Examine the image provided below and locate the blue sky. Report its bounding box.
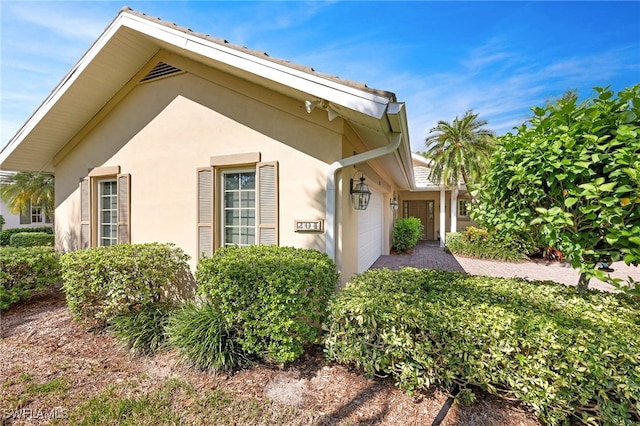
[1,1,639,153]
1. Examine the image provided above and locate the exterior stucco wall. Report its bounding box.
[54,68,344,270]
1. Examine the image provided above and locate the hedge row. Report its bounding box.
[446,226,532,262]
[61,244,339,367]
[324,267,640,425]
[9,232,55,247]
[0,246,61,310]
[0,227,53,246]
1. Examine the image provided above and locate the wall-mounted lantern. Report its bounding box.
[350,172,371,210]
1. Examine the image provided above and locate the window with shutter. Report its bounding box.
[196,159,278,257]
[19,201,31,224]
[78,168,130,248]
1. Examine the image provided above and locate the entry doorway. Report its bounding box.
[405,200,435,240]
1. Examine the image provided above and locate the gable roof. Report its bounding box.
[0,7,414,188]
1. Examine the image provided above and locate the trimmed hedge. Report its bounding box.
[393,217,424,252]
[0,226,53,246]
[446,226,532,262]
[324,268,640,425]
[196,245,339,363]
[61,243,191,326]
[0,246,61,310]
[9,232,55,247]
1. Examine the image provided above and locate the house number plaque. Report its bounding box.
[294,220,324,233]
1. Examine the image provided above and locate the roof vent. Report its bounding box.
[140,62,183,82]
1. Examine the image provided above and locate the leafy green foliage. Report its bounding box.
[0,246,60,310]
[196,245,339,364]
[473,85,640,290]
[324,268,640,425]
[445,227,532,262]
[392,217,424,252]
[110,303,174,355]
[0,226,53,246]
[60,243,191,327]
[166,302,253,371]
[9,232,55,247]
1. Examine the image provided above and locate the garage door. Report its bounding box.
[357,189,384,272]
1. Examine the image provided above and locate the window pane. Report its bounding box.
[225,192,239,208]
[241,191,255,208]
[225,174,239,190]
[241,173,255,190]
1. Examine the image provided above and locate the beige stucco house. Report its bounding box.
[0,7,475,281]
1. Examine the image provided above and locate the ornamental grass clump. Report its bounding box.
[325,267,640,425]
[166,302,253,371]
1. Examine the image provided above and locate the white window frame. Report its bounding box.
[30,204,44,224]
[220,168,256,248]
[98,179,118,246]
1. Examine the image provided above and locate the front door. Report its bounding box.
[406,200,435,240]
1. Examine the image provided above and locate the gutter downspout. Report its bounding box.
[325,131,402,262]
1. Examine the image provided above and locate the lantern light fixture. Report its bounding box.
[350,171,371,210]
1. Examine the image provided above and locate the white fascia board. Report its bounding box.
[120,13,391,119]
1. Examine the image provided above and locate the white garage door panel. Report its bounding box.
[357,189,383,272]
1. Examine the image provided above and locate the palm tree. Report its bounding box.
[424,110,495,188]
[0,172,55,221]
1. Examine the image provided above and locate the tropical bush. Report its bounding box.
[324,268,640,425]
[110,303,174,355]
[0,246,60,310]
[0,226,53,246]
[9,232,55,247]
[61,243,191,326]
[196,245,339,363]
[166,302,253,371]
[445,226,532,262]
[473,85,640,291]
[392,217,424,252]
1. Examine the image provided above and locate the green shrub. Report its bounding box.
[61,243,191,326]
[167,302,253,371]
[324,268,640,425]
[9,232,55,247]
[0,227,53,246]
[392,217,424,252]
[196,245,339,364]
[0,246,60,310]
[446,228,532,262]
[110,303,174,355]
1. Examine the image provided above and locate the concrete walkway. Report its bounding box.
[371,241,640,292]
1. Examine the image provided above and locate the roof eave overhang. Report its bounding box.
[0,9,398,172]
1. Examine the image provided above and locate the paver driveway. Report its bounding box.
[371,241,640,292]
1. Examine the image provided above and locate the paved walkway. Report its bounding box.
[371,242,640,292]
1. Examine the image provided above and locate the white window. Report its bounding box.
[222,169,256,247]
[98,180,118,246]
[30,204,43,223]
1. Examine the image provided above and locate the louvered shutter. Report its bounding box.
[79,178,90,248]
[256,161,278,245]
[116,174,130,243]
[197,168,214,257]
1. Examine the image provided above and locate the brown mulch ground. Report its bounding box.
[0,288,542,425]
